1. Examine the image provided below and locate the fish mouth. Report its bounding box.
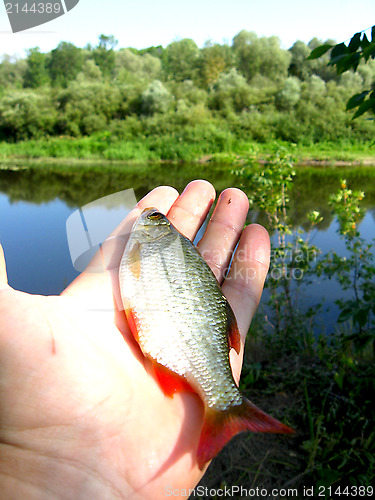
[141,207,164,220]
[129,207,172,242]
[138,208,171,227]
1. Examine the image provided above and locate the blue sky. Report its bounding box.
[1,0,375,58]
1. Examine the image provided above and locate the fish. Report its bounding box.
[119,207,293,469]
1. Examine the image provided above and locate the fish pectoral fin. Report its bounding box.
[197,398,294,470]
[124,304,139,343]
[225,300,241,354]
[151,361,195,398]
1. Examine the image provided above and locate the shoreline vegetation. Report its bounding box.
[0,136,374,168]
[1,31,375,171]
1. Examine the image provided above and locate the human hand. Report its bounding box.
[0,180,270,499]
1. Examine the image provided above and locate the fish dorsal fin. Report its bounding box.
[225,300,241,354]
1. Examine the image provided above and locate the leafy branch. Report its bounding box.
[307,26,375,118]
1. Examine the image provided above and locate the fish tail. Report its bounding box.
[197,397,294,469]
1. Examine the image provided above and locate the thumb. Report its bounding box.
[0,243,9,288]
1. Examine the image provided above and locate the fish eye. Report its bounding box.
[147,212,164,220]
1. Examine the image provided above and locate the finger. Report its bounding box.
[197,188,249,283]
[0,243,9,289]
[222,224,270,382]
[167,180,216,240]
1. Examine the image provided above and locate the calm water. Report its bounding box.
[1,162,374,332]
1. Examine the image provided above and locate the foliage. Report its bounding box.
[92,34,118,77]
[275,76,301,110]
[0,31,375,145]
[47,42,85,87]
[0,56,26,89]
[198,41,236,87]
[23,47,50,88]
[0,89,57,140]
[234,146,322,339]
[228,148,375,494]
[308,26,375,118]
[209,68,253,113]
[114,49,161,83]
[232,30,291,81]
[56,78,121,135]
[141,80,173,115]
[318,181,375,353]
[163,38,200,82]
[193,149,375,494]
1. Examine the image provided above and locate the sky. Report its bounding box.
[0,0,375,59]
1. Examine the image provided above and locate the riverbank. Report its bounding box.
[0,135,374,166]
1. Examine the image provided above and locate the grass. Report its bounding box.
[0,134,374,165]
[195,314,375,498]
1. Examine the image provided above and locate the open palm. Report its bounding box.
[0,180,270,499]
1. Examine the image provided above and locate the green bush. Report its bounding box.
[141,80,173,115]
[0,89,57,140]
[56,79,121,135]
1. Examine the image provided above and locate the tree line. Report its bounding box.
[0,31,374,145]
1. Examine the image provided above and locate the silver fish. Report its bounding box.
[119,208,293,468]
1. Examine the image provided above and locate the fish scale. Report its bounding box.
[120,218,240,410]
[119,207,294,468]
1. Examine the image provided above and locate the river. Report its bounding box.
[1,161,374,333]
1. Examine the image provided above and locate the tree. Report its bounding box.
[308,26,375,117]
[210,68,253,113]
[47,42,84,87]
[232,30,291,81]
[114,49,161,83]
[136,45,164,59]
[198,42,235,87]
[141,80,172,114]
[23,47,50,88]
[56,76,121,135]
[0,89,57,139]
[289,40,311,80]
[0,56,26,89]
[276,77,301,110]
[306,38,338,82]
[93,34,118,78]
[97,34,118,51]
[163,39,200,82]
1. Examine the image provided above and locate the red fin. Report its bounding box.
[225,300,241,354]
[152,362,195,398]
[124,306,139,343]
[197,397,294,469]
[124,306,194,398]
